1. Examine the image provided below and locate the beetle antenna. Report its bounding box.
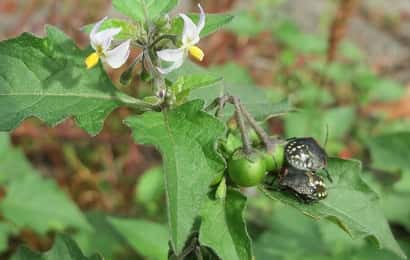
[324,124,329,148]
[323,168,333,183]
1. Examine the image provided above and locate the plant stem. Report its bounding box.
[239,102,274,151]
[232,97,252,155]
[149,34,177,48]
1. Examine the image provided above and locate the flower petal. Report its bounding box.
[103,40,131,69]
[90,16,107,38]
[157,48,185,62]
[92,28,122,51]
[90,17,107,49]
[157,57,185,74]
[197,4,206,33]
[180,14,199,46]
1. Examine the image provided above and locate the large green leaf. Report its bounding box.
[0,26,146,135]
[367,132,410,172]
[199,189,252,260]
[11,234,102,260]
[254,206,409,260]
[260,158,406,259]
[113,0,178,22]
[109,217,168,260]
[1,174,91,234]
[254,206,353,260]
[125,100,225,254]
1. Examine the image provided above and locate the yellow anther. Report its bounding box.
[85,52,100,69]
[188,45,204,61]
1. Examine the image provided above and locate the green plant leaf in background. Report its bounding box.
[0,222,17,253]
[382,192,410,232]
[285,107,356,154]
[0,26,147,136]
[73,212,126,260]
[260,158,406,259]
[135,166,165,214]
[113,0,178,22]
[226,11,265,37]
[199,189,253,260]
[367,132,410,173]
[109,217,168,260]
[125,100,225,254]
[185,62,292,121]
[0,133,35,184]
[1,173,91,234]
[82,19,139,40]
[11,234,102,260]
[0,133,90,235]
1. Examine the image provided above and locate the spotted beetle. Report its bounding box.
[284,137,332,182]
[278,166,327,203]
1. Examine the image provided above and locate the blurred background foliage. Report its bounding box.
[1,0,410,259]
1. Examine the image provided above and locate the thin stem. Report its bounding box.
[239,102,274,151]
[149,34,177,48]
[232,97,252,155]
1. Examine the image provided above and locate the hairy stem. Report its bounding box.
[239,102,273,151]
[232,97,252,154]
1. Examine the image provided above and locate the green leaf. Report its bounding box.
[0,26,146,135]
[0,133,33,184]
[381,192,410,231]
[171,13,234,38]
[11,234,102,260]
[125,100,225,254]
[82,19,139,40]
[191,83,291,121]
[260,158,406,259]
[182,62,291,121]
[113,0,178,22]
[254,206,331,259]
[199,189,253,260]
[367,132,410,172]
[208,62,254,85]
[226,11,264,37]
[0,222,17,253]
[1,173,91,234]
[284,107,356,154]
[273,20,326,54]
[72,212,125,260]
[109,217,168,260]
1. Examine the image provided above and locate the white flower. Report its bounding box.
[156,4,206,74]
[85,17,131,69]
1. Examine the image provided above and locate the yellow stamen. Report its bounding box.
[85,52,100,69]
[188,46,204,61]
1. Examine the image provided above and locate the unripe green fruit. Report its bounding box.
[228,150,267,187]
[221,134,242,156]
[263,144,285,172]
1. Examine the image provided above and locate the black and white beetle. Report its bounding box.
[278,166,328,203]
[284,137,332,182]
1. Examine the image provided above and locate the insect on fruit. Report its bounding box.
[285,137,332,182]
[278,166,328,203]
